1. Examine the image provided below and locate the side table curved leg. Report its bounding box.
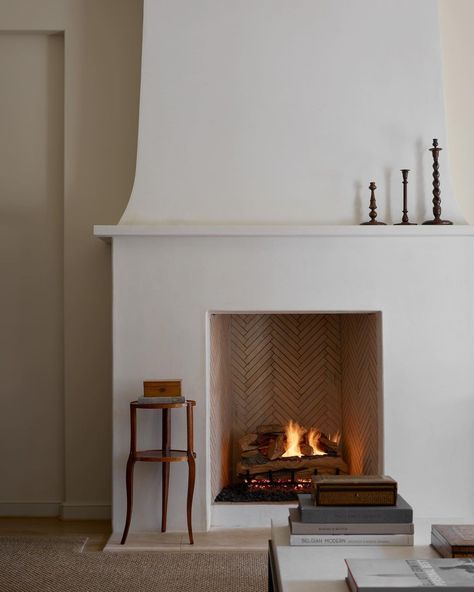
[161,462,170,532]
[120,456,135,545]
[186,454,196,545]
[161,407,171,532]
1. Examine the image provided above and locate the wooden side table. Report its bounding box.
[120,399,196,545]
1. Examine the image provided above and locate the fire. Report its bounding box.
[281,420,336,457]
[307,428,325,456]
[281,420,306,457]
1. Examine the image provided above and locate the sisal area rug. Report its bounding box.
[0,536,267,592]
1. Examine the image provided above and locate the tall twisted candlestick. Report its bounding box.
[422,139,452,225]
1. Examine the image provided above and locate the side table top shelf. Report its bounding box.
[131,399,196,409]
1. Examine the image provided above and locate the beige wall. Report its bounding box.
[0,0,470,519]
[0,33,64,510]
[439,0,474,223]
[0,0,142,517]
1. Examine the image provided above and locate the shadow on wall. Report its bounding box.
[415,137,427,222]
[384,167,393,225]
[353,180,363,224]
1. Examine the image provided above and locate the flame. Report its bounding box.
[281,420,306,457]
[280,420,338,458]
[307,428,326,456]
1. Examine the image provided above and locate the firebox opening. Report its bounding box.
[209,312,383,503]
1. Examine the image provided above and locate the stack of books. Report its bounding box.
[289,475,414,546]
[431,525,474,558]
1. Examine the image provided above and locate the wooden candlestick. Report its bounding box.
[395,169,416,225]
[361,182,386,225]
[422,139,452,225]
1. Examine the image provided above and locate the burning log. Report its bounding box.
[237,420,347,479]
[267,435,286,460]
[256,433,274,446]
[299,443,314,457]
[239,433,258,452]
[241,449,260,459]
[237,455,348,476]
[318,433,340,454]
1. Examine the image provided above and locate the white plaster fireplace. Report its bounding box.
[97,227,474,532]
[95,0,474,536]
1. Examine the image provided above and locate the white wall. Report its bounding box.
[439,0,474,224]
[0,0,142,518]
[111,232,474,534]
[0,33,64,511]
[121,0,464,226]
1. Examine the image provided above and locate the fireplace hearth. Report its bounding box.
[215,479,311,502]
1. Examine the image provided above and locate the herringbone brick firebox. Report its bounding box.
[210,312,383,500]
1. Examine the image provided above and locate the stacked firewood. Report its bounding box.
[237,424,347,478]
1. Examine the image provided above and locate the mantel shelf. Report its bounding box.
[94,224,474,242]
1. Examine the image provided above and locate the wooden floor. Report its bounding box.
[0,517,111,551]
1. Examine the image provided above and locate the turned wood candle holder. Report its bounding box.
[395,169,416,225]
[361,182,386,225]
[422,139,452,225]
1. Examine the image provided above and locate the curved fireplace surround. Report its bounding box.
[210,312,383,501]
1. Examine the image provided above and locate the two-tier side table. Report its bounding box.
[120,399,196,545]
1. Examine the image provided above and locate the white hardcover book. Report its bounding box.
[346,558,474,591]
[289,533,414,546]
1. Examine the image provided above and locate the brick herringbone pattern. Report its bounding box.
[210,313,382,491]
[341,314,381,475]
[230,314,343,440]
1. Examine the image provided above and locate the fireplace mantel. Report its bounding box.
[94,224,474,242]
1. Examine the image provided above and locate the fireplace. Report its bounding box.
[210,312,383,502]
[96,228,474,533]
[95,0,474,538]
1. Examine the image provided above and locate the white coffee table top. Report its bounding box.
[270,523,439,592]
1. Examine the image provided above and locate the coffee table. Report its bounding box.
[268,524,439,592]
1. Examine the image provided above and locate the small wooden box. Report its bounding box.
[311,475,398,506]
[143,380,182,397]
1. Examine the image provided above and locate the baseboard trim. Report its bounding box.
[60,503,111,520]
[0,502,61,517]
[0,502,112,520]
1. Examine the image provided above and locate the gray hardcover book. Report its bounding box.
[289,508,414,535]
[298,493,413,523]
[137,396,185,404]
[345,558,474,591]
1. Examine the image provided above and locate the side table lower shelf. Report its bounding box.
[121,400,196,545]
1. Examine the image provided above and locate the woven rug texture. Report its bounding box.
[0,536,267,592]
